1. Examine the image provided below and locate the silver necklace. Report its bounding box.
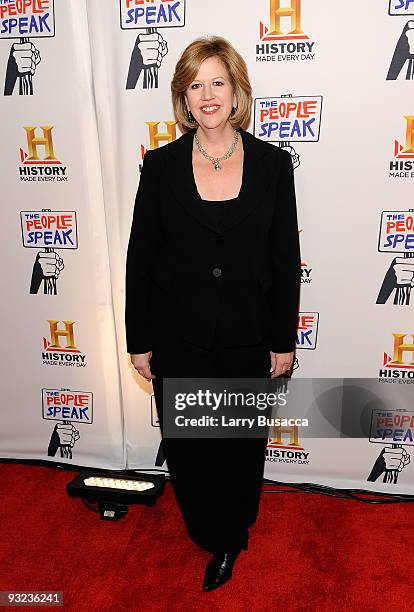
[194,130,239,171]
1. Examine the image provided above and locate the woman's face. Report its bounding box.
[185,56,236,130]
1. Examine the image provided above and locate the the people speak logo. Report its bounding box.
[43,388,93,459]
[296,312,319,350]
[42,320,87,367]
[121,0,186,90]
[379,332,414,381]
[389,0,414,16]
[1,0,55,95]
[256,0,316,63]
[254,94,322,168]
[20,209,78,295]
[139,120,177,172]
[376,210,414,306]
[266,422,310,466]
[367,408,412,484]
[19,125,68,181]
[388,115,414,177]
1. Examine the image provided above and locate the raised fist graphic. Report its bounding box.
[368,447,411,484]
[387,20,414,80]
[126,30,168,89]
[4,41,41,95]
[30,251,65,295]
[376,257,414,305]
[48,422,80,459]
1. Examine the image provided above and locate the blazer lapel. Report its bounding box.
[167,127,275,234]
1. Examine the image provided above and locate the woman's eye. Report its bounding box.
[190,82,223,89]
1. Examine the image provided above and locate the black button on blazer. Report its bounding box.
[125,127,301,354]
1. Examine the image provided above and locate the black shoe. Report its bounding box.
[202,549,242,592]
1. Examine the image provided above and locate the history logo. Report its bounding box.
[388,116,414,177]
[139,120,177,172]
[266,422,310,465]
[20,209,78,295]
[301,259,312,284]
[1,0,55,96]
[299,230,312,284]
[43,387,93,459]
[42,320,87,367]
[379,333,414,381]
[376,210,414,306]
[254,94,322,168]
[121,0,186,90]
[256,0,316,63]
[19,125,68,181]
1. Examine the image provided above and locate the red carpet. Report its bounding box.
[0,463,412,611]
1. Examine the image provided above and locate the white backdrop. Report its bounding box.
[1,0,413,493]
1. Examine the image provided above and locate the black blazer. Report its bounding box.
[125,127,301,354]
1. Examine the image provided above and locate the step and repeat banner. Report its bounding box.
[0,0,125,468]
[1,0,413,493]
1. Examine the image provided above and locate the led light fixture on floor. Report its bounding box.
[66,471,165,521]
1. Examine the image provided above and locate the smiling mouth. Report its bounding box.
[200,105,220,114]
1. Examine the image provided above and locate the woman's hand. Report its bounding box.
[269,351,294,379]
[130,352,156,382]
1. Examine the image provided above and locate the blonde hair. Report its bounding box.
[171,36,252,133]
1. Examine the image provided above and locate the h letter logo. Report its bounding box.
[269,0,304,36]
[24,126,56,161]
[402,116,414,154]
[47,320,76,349]
[146,122,177,150]
[269,424,301,447]
[391,333,414,366]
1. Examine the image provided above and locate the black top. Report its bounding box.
[198,196,239,231]
[125,128,301,355]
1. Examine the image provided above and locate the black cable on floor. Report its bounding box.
[136,471,414,504]
[261,478,414,503]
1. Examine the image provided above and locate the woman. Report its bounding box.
[125,36,301,591]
